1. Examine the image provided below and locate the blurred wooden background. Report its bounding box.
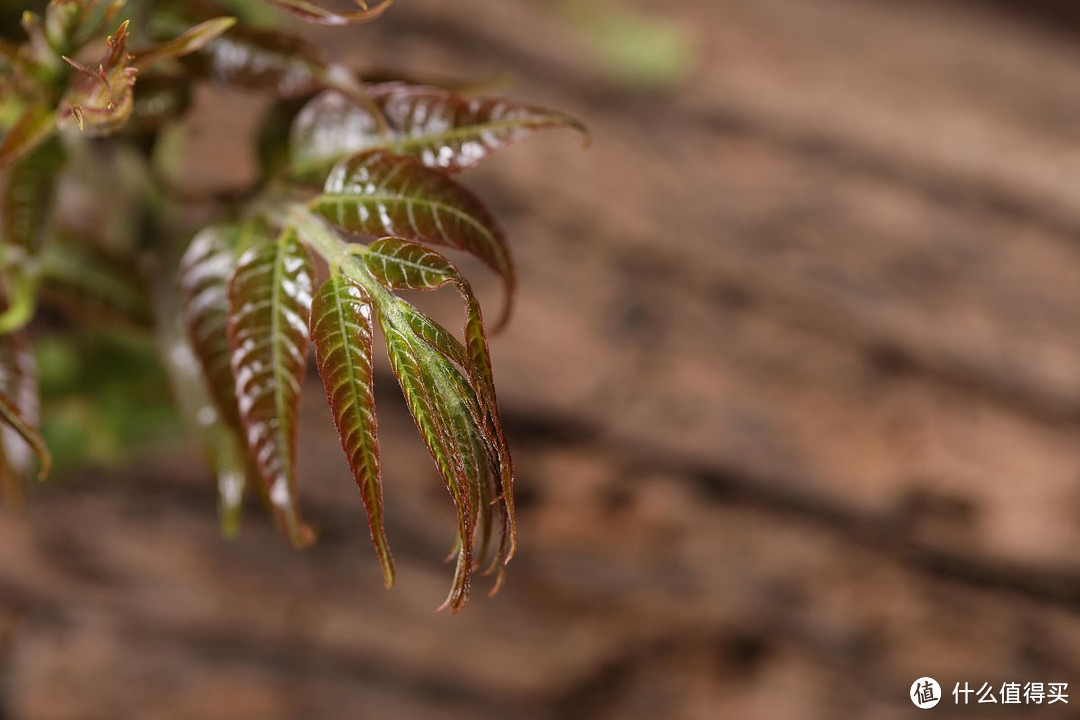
[4,0,1080,717]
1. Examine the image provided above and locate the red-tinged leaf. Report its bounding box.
[134,16,236,69]
[0,105,57,171]
[181,26,325,97]
[261,0,392,26]
[59,21,138,135]
[176,26,383,133]
[310,275,394,586]
[363,237,515,576]
[179,225,248,430]
[2,136,63,254]
[291,86,587,173]
[227,226,315,548]
[312,151,515,326]
[380,317,475,611]
[0,328,38,503]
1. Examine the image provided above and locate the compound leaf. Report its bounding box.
[312,151,514,325]
[291,85,586,174]
[380,316,476,611]
[310,274,393,586]
[364,237,515,579]
[227,226,315,547]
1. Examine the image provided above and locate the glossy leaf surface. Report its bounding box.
[364,238,515,578]
[312,150,514,324]
[227,227,315,547]
[180,224,247,430]
[380,313,476,611]
[310,275,393,585]
[181,26,326,97]
[291,85,587,173]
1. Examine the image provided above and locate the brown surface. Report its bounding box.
[4,0,1080,717]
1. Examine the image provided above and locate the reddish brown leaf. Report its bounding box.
[291,85,587,173]
[310,275,393,585]
[227,226,315,548]
[311,151,515,326]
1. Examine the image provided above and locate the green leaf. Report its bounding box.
[309,274,393,586]
[312,151,515,326]
[364,237,515,578]
[291,85,587,174]
[260,0,392,26]
[0,104,57,171]
[0,327,39,503]
[227,226,315,548]
[380,316,477,611]
[134,16,237,69]
[2,135,63,255]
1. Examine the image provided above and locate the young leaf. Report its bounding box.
[44,0,85,53]
[59,20,138,135]
[380,318,476,611]
[179,225,248,430]
[261,0,392,26]
[363,237,515,576]
[180,26,326,97]
[176,25,384,127]
[227,226,315,548]
[309,275,394,586]
[0,105,57,171]
[133,16,237,69]
[312,151,515,326]
[291,86,587,173]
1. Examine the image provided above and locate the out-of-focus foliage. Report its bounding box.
[556,0,695,89]
[0,0,585,610]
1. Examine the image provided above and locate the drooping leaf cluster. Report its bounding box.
[0,0,584,609]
